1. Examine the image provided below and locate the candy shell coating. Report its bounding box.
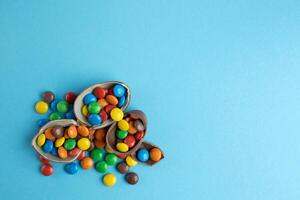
[116,143,129,153]
[81,105,88,117]
[124,135,136,148]
[56,100,69,113]
[41,164,53,176]
[50,99,59,111]
[55,137,65,147]
[64,162,79,175]
[126,156,138,167]
[51,147,58,156]
[81,157,94,170]
[117,96,126,107]
[113,84,125,97]
[77,125,89,137]
[42,140,54,153]
[105,154,118,166]
[137,148,150,162]
[37,119,49,127]
[49,112,62,121]
[150,148,162,162]
[88,102,101,114]
[116,130,128,139]
[117,119,129,131]
[37,134,46,147]
[42,91,55,104]
[64,138,76,150]
[77,138,91,150]
[95,161,108,173]
[110,108,124,122]
[93,87,106,99]
[90,149,104,161]
[88,114,102,125]
[58,147,68,159]
[106,95,118,106]
[65,92,77,104]
[102,173,117,187]
[35,101,48,114]
[83,93,97,105]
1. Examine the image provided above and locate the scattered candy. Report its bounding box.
[64,162,79,174]
[95,161,108,173]
[150,148,162,162]
[41,164,53,176]
[42,91,55,104]
[105,153,118,165]
[125,172,139,185]
[103,173,117,187]
[136,148,149,162]
[35,101,48,114]
[81,157,94,170]
[126,156,138,167]
[116,162,129,174]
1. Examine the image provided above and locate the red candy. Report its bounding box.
[93,87,106,99]
[68,148,81,157]
[105,104,115,113]
[108,88,114,95]
[99,110,108,122]
[39,156,49,164]
[40,164,53,176]
[77,151,86,160]
[124,135,136,148]
[135,131,144,141]
[118,154,127,159]
[65,92,77,104]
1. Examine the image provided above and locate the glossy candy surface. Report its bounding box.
[125,156,138,167]
[88,114,102,125]
[117,119,129,131]
[95,161,108,173]
[105,154,118,165]
[90,149,103,161]
[110,108,123,121]
[103,173,117,187]
[40,164,53,176]
[42,140,54,153]
[150,148,162,162]
[116,143,129,153]
[64,162,79,174]
[77,138,91,150]
[35,101,48,114]
[83,93,97,105]
[137,148,149,162]
[81,157,94,170]
[113,84,125,97]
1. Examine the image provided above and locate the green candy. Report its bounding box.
[56,100,69,113]
[64,139,76,150]
[116,130,128,139]
[49,112,62,121]
[95,161,108,173]
[90,148,103,161]
[88,102,101,114]
[105,153,118,165]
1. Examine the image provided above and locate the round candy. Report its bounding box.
[117,154,127,159]
[93,87,106,99]
[39,156,49,164]
[117,96,126,108]
[105,154,118,165]
[125,172,139,185]
[55,137,65,147]
[110,108,124,122]
[116,162,129,174]
[77,125,89,137]
[42,140,54,153]
[117,119,129,131]
[128,121,137,134]
[116,130,128,139]
[67,125,77,138]
[40,164,53,176]
[49,112,62,121]
[124,135,136,148]
[126,156,138,167]
[77,138,91,150]
[88,102,101,114]
[105,104,115,114]
[56,100,69,113]
[99,110,108,122]
[95,161,108,173]
[81,105,88,116]
[64,162,79,175]
[88,114,102,125]
[42,91,55,104]
[35,101,48,114]
[37,118,49,127]
[134,120,144,131]
[90,148,104,161]
[65,92,77,104]
[102,173,117,187]
[98,98,108,108]
[65,109,75,119]
[83,93,97,105]
[68,148,81,157]
[37,134,46,147]
[64,139,76,150]
[113,84,125,97]
[51,147,58,156]
[51,126,64,138]
[135,131,144,141]
[150,148,162,162]
[45,128,55,141]
[94,129,106,140]
[116,143,129,153]
[137,148,149,162]
[50,99,59,111]
[58,147,68,159]
[106,95,118,105]
[81,157,94,170]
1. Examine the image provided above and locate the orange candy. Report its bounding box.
[150,148,162,162]
[94,140,105,148]
[106,95,118,105]
[80,157,94,170]
[45,128,55,141]
[77,125,89,137]
[89,128,95,138]
[67,125,77,138]
[98,98,109,108]
[128,121,137,134]
[95,129,106,141]
[58,147,68,159]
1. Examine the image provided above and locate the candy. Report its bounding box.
[56,100,69,113]
[37,119,49,127]
[94,129,106,140]
[42,91,55,104]
[128,121,137,134]
[93,87,106,99]
[98,98,108,108]
[110,108,123,121]
[64,162,79,175]
[117,96,125,107]
[51,147,58,156]
[77,138,91,150]
[77,125,89,137]
[88,114,102,125]
[117,154,127,159]
[58,147,68,159]
[125,172,139,185]
[117,119,129,131]
[81,157,94,170]
[126,156,138,167]
[116,162,129,174]
[39,156,49,164]
[90,149,103,161]
[65,109,75,119]
[44,128,54,141]
[65,92,77,104]
[134,120,144,131]
[37,134,46,147]
[124,135,136,148]
[81,105,88,116]
[51,126,64,138]
[104,105,115,114]
[99,110,108,122]
[136,148,149,162]
[95,161,108,173]
[42,140,54,153]
[113,84,125,97]
[135,131,144,141]
[88,102,101,114]
[83,93,97,105]
[106,95,118,106]
[35,101,48,114]
[102,173,117,187]
[94,140,105,148]
[67,125,77,138]
[40,164,53,176]
[55,137,65,147]
[77,151,86,160]
[116,143,129,153]
[105,154,118,165]
[50,99,59,111]
[49,112,62,121]
[64,139,76,150]
[150,148,162,162]
[68,148,80,157]
[116,130,128,139]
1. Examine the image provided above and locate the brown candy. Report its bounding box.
[42,91,55,104]
[51,126,64,138]
[134,120,144,131]
[116,162,130,174]
[125,172,139,185]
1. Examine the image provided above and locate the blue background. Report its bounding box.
[1,0,300,200]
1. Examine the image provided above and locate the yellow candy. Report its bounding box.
[116,143,129,153]
[77,138,91,150]
[82,105,88,116]
[55,137,65,147]
[35,101,48,114]
[37,133,46,147]
[103,173,117,187]
[110,108,124,122]
[117,119,129,131]
[126,155,138,167]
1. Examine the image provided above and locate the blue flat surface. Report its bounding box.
[1,1,300,200]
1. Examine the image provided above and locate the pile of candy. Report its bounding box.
[32,82,164,187]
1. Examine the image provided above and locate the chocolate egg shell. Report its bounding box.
[106,110,147,156]
[131,141,164,166]
[32,119,82,163]
[73,81,131,129]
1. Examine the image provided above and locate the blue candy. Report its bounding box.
[88,114,102,125]
[42,140,54,153]
[113,84,126,97]
[117,96,126,108]
[37,118,49,127]
[83,93,97,105]
[64,162,79,175]
[51,147,58,156]
[50,99,59,111]
[137,148,150,162]
[65,109,75,119]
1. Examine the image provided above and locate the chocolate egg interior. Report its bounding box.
[131,141,164,166]
[106,110,147,156]
[73,81,131,129]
